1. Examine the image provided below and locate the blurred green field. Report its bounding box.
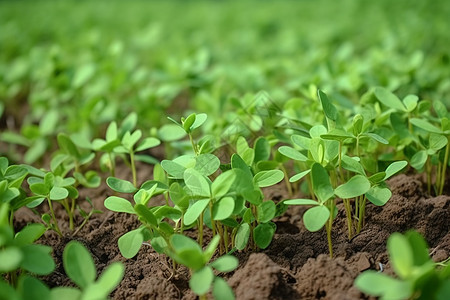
[1,0,450,163]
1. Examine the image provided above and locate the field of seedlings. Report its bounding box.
[1,0,450,299]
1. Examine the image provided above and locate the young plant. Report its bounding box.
[0,213,55,287]
[355,230,450,300]
[409,101,449,195]
[104,179,179,259]
[167,234,238,300]
[51,241,124,300]
[0,157,28,227]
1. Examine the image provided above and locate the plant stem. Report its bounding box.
[189,133,198,156]
[326,200,334,258]
[61,199,74,231]
[198,213,204,247]
[357,195,366,234]
[438,139,449,195]
[338,142,345,184]
[280,164,293,197]
[108,152,116,177]
[47,198,62,236]
[130,151,137,187]
[426,159,432,196]
[209,200,216,237]
[224,225,229,253]
[343,199,353,240]
[72,210,93,236]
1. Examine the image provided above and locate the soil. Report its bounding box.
[13,162,450,299]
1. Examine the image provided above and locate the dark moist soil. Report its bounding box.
[13,163,450,300]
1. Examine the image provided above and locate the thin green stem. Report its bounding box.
[426,159,432,196]
[280,164,293,197]
[210,200,216,237]
[438,140,449,195]
[47,198,62,236]
[224,225,229,253]
[61,199,74,231]
[108,152,115,177]
[338,142,345,184]
[343,199,353,240]
[189,133,198,156]
[326,200,334,258]
[130,151,137,187]
[198,212,204,247]
[357,195,366,234]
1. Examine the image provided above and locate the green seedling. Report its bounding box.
[0,157,28,227]
[26,171,80,235]
[104,180,180,259]
[92,121,122,177]
[355,230,450,300]
[168,112,208,156]
[0,215,55,287]
[50,240,124,300]
[51,133,100,189]
[409,101,449,195]
[167,234,238,300]
[0,110,59,164]
[230,151,285,251]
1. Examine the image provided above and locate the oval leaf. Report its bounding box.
[303,206,330,232]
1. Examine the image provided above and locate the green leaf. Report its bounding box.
[169,182,189,210]
[50,287,81,300]
[30,183,49,196]
[91,262,124,297]
[406,231,430,266]
[184,168,210,197]
[213,277,235,300]
[118,228,144,258]
[158,124,186,142]
[341,155,366,175]
[292,134,311,150]
[203,235,220,263]
[257,201,276,223]
[122,130,142,150]
[212,197,235,221]
[334,175,370,199]
[318,90,338,122]
[161,159,187,179]
[362,133,389,144]
[278,146,307,161]
[289,169,311,182]
[184,199,210,226]
[311,163,334,203]
[57,133,80,158]
[429,134,448,151]
[410,118,442,134]
[374,87,406,111]
[194,154,220,176]
[384,161,408,180]
[410,150,428,170]
[355,271,412,299]
[190,266,214,295]
[303,206,330,232]
[183,113,196,132]
[63,241,95,288]
[104,196,135,214]
[403,95,418,112]
[153,206,182,221]
[212,170,236,198]
[254,137,270,163]
[49,186,68,201]
[106,177,137,193]
[191,113,207,130]
[134,204,157,227]
[284,199,318,206]
[235,223,250,250]
[253,222,275,249]
[17,275,51,300]
[0,247,22,272]
[388,233,413,279]
[40,110,59,136]
[14,223,46,246]
[320,129,354,141]
[169,234,204,271]
[366,186,392,206]
[106,121,118,141]
[253,170,284,187]
[136,137,160,152]
[210,255,239,272]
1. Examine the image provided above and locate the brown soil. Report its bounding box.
[13,167,450,299]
